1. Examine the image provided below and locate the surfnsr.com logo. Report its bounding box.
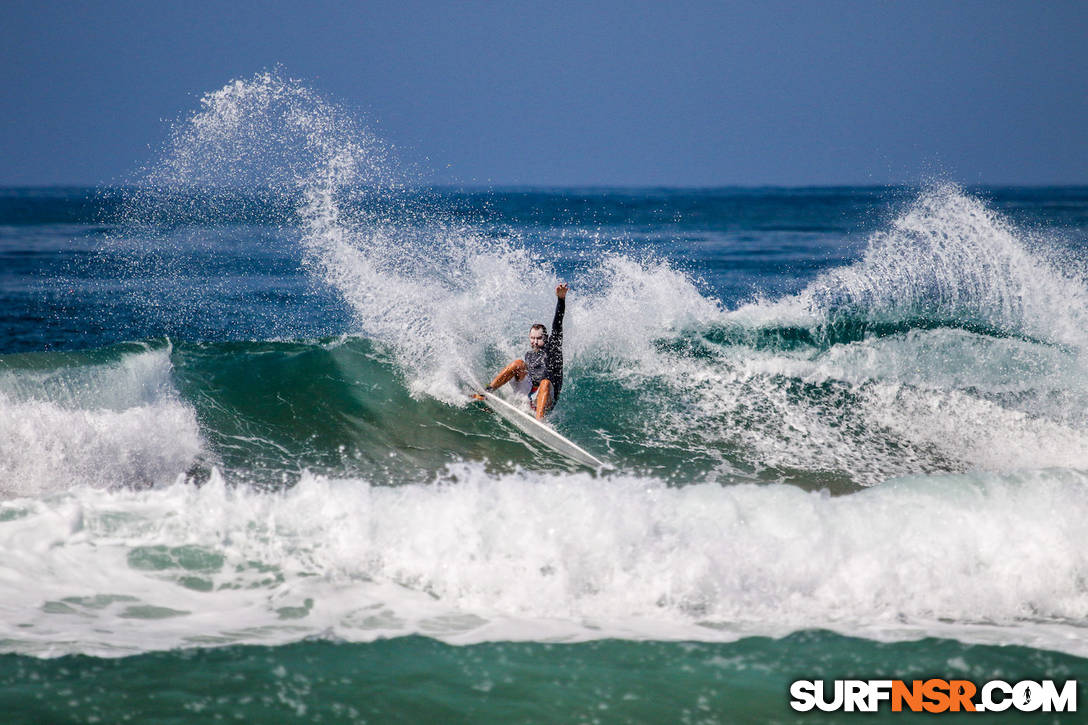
[790,679,1077,713]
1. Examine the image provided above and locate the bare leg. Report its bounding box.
[489,359,527,390]
[534,379,553,419]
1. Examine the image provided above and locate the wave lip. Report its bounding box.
[0,344,202,497]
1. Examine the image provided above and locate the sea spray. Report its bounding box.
[804,184,1088,348]
[122,71,562,399]
[113,71,746,405]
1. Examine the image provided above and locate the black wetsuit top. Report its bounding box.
[524,297,565,401]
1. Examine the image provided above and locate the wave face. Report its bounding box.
[2,73,1088,668]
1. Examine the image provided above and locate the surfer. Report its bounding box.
[484,283,568,419]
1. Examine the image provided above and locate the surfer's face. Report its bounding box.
[529,329,546,350]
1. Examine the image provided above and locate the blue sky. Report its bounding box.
[2,0,1085,186]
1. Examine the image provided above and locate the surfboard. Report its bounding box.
[473,389,609,469]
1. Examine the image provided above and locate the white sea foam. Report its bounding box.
[0,347,201,497]
[1,464,1086,658]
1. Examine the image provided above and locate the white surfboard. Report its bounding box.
[474,389,609,469]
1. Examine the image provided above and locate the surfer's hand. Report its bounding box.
[556,283,568,299]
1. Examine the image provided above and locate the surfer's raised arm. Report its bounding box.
[551,284,567,347]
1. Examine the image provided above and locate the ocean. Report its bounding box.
[2,73,1087,723]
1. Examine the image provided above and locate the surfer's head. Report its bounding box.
[529,324,547,350]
